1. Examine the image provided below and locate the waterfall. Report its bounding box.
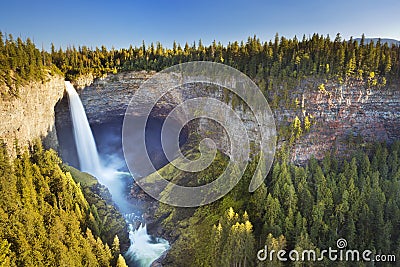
[125,222,170,267]
[65,81,102,177]
[65,81,169,267]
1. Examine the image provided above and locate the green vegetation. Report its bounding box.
[0,33,48,97]
[155,142,400,266]
[47,34,399,87]
[62,165,130,252]
[1,32,399,99]
[0,140,127,266]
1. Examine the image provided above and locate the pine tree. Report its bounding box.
[0,240,10,267]
[0,141,124,267]
[116,254,128,267]
[111,235,120,266]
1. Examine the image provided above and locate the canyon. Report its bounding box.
[3,70,398,180]
[54,72,400,166]
[2,70,399,196]
[2,70,400,266]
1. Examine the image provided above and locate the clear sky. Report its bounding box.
[1,0,399,50]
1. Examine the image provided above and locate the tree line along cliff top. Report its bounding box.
[1,32,399,98]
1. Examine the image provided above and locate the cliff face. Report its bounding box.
[56,71,155,126]
[0,75,65,155]
[60,71,400,164]
[2,70,398,165]
[292,79,400,162]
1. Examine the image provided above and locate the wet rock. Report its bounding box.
[151,250,169,267]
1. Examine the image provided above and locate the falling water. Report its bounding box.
[65,81,102,177]
[125,224,170,267]
[65,81,169,267]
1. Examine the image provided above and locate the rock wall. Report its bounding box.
[65,72,259,156]
[71,73,95,89]
[3,70,397,164]
[64,71,400,165]
[292,80,400,163]
[0,75,65,156]
[56,71,155,126]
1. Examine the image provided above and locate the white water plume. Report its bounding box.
[65,81,169,267]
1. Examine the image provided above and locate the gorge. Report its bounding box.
[56,71,400,165]
[1,24,400,266]
[57,71,400,265]
[64,81,169,266]
[1,69,399,266]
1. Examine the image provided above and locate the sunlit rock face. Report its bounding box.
[0,74,65,156]
[290,79,400,163]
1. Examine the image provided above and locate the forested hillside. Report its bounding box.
[0,140,128,267]
[1,32,399,97]
[48,33,399,87]
[155,142,400,266]
[0,33,54,97]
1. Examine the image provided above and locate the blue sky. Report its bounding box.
[1,0,399,50]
